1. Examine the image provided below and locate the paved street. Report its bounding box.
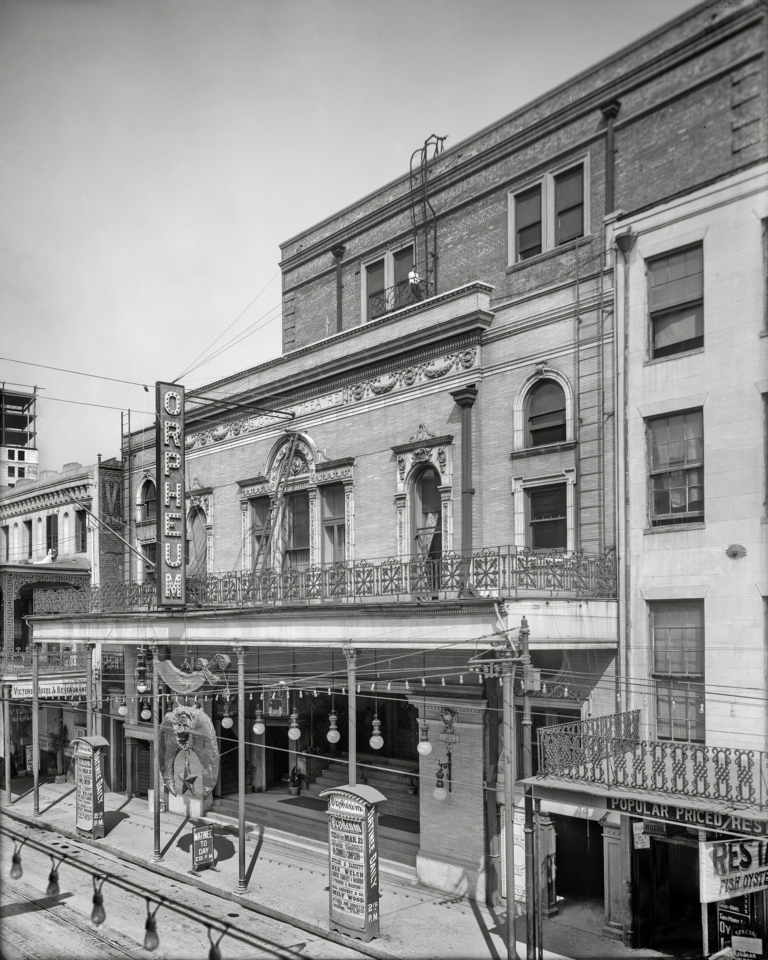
[0,811,367,960]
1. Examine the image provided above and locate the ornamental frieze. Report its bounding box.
[185,346,478,452]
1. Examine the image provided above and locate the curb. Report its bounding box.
[1,803,398,960]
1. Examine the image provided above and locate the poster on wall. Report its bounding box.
[73,737,108,839]
[320,785,385,943]
[155,380,186,608]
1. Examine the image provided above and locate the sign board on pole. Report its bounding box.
[155,381,186,608]
[700,838,768,902]
[73,736,108,839]
[192,822,215,872]
[320,784,385,943]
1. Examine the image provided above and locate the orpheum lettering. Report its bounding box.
[155,381,186,606]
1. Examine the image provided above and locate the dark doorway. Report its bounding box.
[264,725,289,789]
[218,722,239,796]
[549,814,604,900]
[634,837,701,956]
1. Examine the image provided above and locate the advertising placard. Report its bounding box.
[73,737,107,839]
[320,785,385,943]
[25,745,33,772]
[155,381,186,607]
[700,838,768,902]
[192,822,215,871]
[717,895,751,952]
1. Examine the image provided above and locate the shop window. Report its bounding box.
[527,380,566,446]
[651,601,705,742]
[648,244,703,358]
[323,484,346,563]
[528,485,567,551]
[648,410,704,526]
[141,480,157,522]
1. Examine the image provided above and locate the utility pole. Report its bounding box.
[469,627,520,960]
[521,616,537,960]
[344,643,357,787]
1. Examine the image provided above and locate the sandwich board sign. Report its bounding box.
[72,736,109,840]
[191,822,216,873]
[319,784,385,943]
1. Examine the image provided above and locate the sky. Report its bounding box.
[1,0,702,472]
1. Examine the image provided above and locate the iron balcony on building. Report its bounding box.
[537,710,768,814]
[0,652,87,676]
[32,545,616,615]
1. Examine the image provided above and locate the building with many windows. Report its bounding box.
[0,386,38,490]
[28,0,768,951]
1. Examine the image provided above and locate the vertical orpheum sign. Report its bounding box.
[155,382,186,607]
[320,785,385,943]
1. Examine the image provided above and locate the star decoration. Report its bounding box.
[181,772,198,795]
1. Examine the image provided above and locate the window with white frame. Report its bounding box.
[509,161,587,264]
[362,243,417,321]
[143,541,157,580]
[283,491,310,570]
[648,244,703,359]
[322,484,346,564]
[647,410,704,527]
[651,601,705,742]
[141,480,157,522]
[527,380,567,446]
[528,484,567,551]
[251,496,270,568]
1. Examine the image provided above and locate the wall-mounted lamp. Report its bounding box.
[434,750,452,801]
[416,721,433,756]
[135,646,148,695]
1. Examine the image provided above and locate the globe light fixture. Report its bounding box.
[91,881,106,926]
[252,708,265,736]
[433,784,448,801]
[288,709,301,741]
[369,715,384,751]
[140,700,151,722]
[118,699,128,717]
[416,722,433,756]
[327,710,340,744]
[433,755,451,801]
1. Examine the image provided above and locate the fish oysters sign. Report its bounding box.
[155,382,186,606]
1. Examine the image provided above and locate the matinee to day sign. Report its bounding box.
[73,737,108,840]
[700,838,768,902]
[320,785,385,943]
[192,822,215,871]
[155,381,186,607]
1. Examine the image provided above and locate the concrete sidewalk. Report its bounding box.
[1,778,667,960]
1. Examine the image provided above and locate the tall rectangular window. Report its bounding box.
[515,185,542,260]
[252,497,270,566]
[144,541,157,580]
[46,514,58,553]
[323,484,346,563]
[651,602,705,742]
[393,245,414,306]
[76,512,87,553]
[528,484,567,551]
[554,166,584,246]
[648,410,704,526]
[1,526,8,562]
[285,492,310,569]
[24,520,32,559]
[366,259,386,321]
[649,245,703,358]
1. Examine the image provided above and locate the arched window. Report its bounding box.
[141,480,157,521]
[186,507,208,578]
[527,380,566,446]
[413,466,442,561]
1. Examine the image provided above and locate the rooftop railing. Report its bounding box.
[368,277,434,320]
[32,546,616,616]
[538,710,768,812]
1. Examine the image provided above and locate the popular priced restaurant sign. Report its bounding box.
[700,838,768,902]
[320,785,385,943]
[155,381,186,607]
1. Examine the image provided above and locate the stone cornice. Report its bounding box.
[0,485,93,520]
[392,435,453,455]
[314,457,356,472]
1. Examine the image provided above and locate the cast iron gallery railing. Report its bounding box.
[0,652,87,675]
[538,710,768,811]
[32,547,616,615]
[368,276,434,320]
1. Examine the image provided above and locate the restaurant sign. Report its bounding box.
[607,797,768,838]
[73,736,108,840]
[155,381,186,607]
[320,785,385,943]
[700,838,768,902]
[11,680,87,700]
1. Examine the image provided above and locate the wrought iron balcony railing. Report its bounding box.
[368,277,433,321]
[0,653,87,675]
[32,547,616,615]
[538,710,768,812]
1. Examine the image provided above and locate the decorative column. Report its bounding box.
[152,645,162,862]
[4,685,11,804]
[331,243,345,333]
[32,641,40,816]
[240,502,250,571]
[344,643,357,787]
[343,481,355,562]
[394,494,407,560]
[236,644,248,893]
[307,487,319,566]
[450,385,478,588]
[86,643,94,737]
